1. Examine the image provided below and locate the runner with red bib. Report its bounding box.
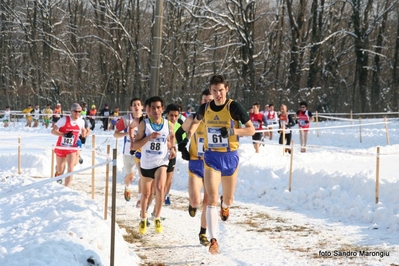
[295,101,314,153]
[250,102,267,153]
[51,103,87,186]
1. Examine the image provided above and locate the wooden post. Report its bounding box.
[359,117,362,143]
[375,146,380,204]
[91,135,96,199]
[384,117,390,145]
[104,145,111,220]
[282,122,286,155]
[350,110,353,127]
[115,138,118,150]
[18,137,21,174]
[315,111,319,137]
[289,140,294,192]
[51,145,55,177]
[110,148,117,266]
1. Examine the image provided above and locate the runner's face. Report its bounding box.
[210,84,228,105]
[71,109,82,120]
[149,101,164,120]
[201,94,213,104]
[167,110,179,124]
[131,100,142,114]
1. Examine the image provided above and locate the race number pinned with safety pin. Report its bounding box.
[207,127,228,148]
[61,136,74,147]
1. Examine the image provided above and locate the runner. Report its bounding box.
[278,104,296,154]
[42,104,53,128]
[88,104,97,130]
[249,102,266,153]
[2,106,11,128]
[131,96,176,235]
[32,104,41,128]
[51,103,87,187]
[52,103,62,128]
[184,75,255,254]
[22,104,33,127]
[114,98,144,204]
[162,103,185,206]
[264,103,278,140]
[178,88,213,246]
[295,101,314,152]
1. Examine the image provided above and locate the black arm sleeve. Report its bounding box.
[287,114,296,128]
[175,126,186,144]
[229,101,250,124]
[195,103,206,121]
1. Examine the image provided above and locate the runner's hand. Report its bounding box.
[220,127,234,138]
[64,131,73,138]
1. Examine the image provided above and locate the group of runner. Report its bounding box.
[45,74,315,255]
[249,101,314,153]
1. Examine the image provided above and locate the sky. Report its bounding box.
[0,116,398,265]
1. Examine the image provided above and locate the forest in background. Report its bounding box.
[1,0,399,112]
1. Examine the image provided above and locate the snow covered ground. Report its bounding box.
[0,116,398,265]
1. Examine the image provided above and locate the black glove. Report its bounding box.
[64,131,73,138]
[178,138,189,152]
[305,120,309,124]
[295,119,299,124]
[79,135,86,144]
[220,127,234,138]
[130,150,136,155]
[181,148,190,161]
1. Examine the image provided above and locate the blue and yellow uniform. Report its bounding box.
[187,115,206,179]
[196,99,249,177]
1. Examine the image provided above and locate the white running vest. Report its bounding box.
[140,118,170,170]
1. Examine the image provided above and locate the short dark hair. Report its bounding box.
[130,98,142,106]
[165,103,180,114]
[209,75,228,87]
[201,89,211,97]
[147,96,163,107]
[299,101,307,107]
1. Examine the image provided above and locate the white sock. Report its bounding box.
[206,206,218,240]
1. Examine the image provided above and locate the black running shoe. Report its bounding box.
[189,205,197,217]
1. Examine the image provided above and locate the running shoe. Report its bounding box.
[209,238,219,254]
[199,233,210,246]
[154,218,163,233]
[151,212,166,221]
[79,156,83,164]
[55,171,62,184]
[164,195,171,206]
[188,205,197,217]
[139,218,147,235]
[124,187,131,202]
[220,196,230,221]
[301,147,306,153]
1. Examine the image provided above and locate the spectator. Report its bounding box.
[100,104,111,131]
[88,104,97,130]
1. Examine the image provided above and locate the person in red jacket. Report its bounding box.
[249,102,267,153]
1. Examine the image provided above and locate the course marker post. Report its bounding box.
[110,148,117,266]
[359,117,362,143]
[289,140,294,192]
[375,146,380,204]
[51,145,55,177]
[104,145,110,220]
[18,137,21,174]
[91,135,96,199]
[384,117,390,145]
[350,110,353,127]
[315,111,319,137]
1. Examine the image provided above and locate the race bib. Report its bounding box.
[299,120,307,126]
[61,136,74,147]
[252,121,260,128]
[207,127,228,148]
